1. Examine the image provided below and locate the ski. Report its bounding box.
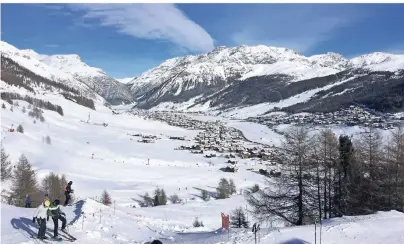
[60,229,77,241]
[30,235,50,243]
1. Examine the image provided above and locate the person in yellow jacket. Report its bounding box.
[33,200,51,240]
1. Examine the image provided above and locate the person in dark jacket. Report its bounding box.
[64,181,73,206]
[25,194,31,208]
[48,199,67,239]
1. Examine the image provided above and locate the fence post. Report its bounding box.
[320,220,322,244]
[314,220,317,244]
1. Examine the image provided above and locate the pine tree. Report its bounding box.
[337,134,355,216]
[355,127,384,213]
[153,188,161,206]
[384,127,404,211]
[312,129,339,220]
[246,126,315,226]
[17,124,24,133]
[1,146,12,181]
[193,218,203,227]
[229,179,236,195]
[2,103,5,109]
[41,172,66,200]
[9,154,39,207]
[22,106,26,113]
[230,207,249,228]
[159,189,167,205]
[138,192,153,207]
[217,178,230,199]
[101,190,112,205]
[201,189,209,201]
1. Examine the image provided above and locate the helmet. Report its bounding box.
[44,200,50,207]
[68,181,73,185]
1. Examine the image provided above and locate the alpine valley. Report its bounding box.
[2,41,404,119]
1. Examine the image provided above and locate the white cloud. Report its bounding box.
[230,5,362,53]
[68,4,215,53]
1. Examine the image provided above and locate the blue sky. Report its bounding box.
[2,3,404,78]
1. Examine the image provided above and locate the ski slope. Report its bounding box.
[2,199,404,244]
[2,81,404,243]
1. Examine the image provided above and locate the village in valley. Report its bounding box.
[112,105,404,180]
[115,109,287,178]
[248,105,404,130]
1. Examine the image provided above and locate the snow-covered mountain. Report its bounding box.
[129,46,351,107]
[130,45,404,112]
[38,54,133,105]
[0,41,133,105]
[0,41,99,100]
[2,40,403,113]
[116,77,135,84]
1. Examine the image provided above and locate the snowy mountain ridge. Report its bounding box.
[130,44,404,111]
[2,40,403,112]
[0,41,99,100]
[0,41,133,105]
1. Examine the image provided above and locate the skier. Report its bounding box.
[25,194,31,208]
[33,200,51,240]
[48,199,67,240]
[64,181,74,206]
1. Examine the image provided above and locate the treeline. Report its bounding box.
[61,92,95,110]
[1,146,67,207]
[1,55,80,95]
[246,126,404,226]
[1,92,64,116]
[1,55,96,111]
[136,187,168,207]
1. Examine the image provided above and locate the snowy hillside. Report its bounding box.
[2,198,404,243]
[0,41,98,100]
[351,52,404,72]
[39,54,133,105]
[2,75,404,243]
[0,41,132,105]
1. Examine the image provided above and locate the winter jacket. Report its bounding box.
[65,183,73,194]
[25,195,31,204]
[33,204,49,219]
[48,203,64,218]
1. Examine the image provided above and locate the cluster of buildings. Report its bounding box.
[249,106,399,130]
[127,132,160,143]
[140,111,278,173]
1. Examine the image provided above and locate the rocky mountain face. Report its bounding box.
[128,45,404,114]
[38,54,133,105]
